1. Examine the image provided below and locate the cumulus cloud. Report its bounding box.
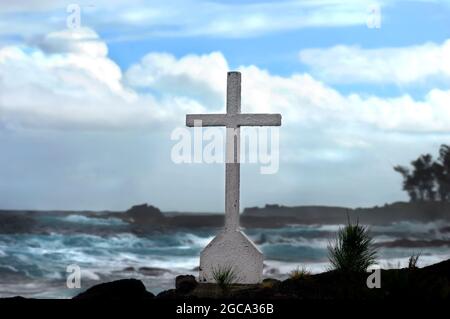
[299,40,450,85]
[125,51,228,109]
[0,28,208,130]
[34,28,107,56]
[233,65,450,133]
[125,49,450,133]
[1,25,450,210]
[1,28,450,134]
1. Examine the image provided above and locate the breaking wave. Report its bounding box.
[60,215,127,226]
[0,213,449,298]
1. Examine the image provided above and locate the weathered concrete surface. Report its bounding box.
[199,229,264,284]
[186,113,281,127]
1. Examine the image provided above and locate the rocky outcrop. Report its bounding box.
[67,259,450,301]
[124,204,165,223]
[73,279,154,300]
[175,275,198,293]
[156,259,450,300]
[0,212,36,234]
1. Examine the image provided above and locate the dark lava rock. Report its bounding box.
[422,258,450,276]
[73,279,154,300]
[0,212,36,234]
[73,259,450,301]
[158,258,450,300]
[176,275,198,293]
[125,204,165,224]
[156,289,179,299]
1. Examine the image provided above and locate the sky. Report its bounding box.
[0,0,449,212]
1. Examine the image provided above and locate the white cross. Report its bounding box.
[186,71,282,283]
[186,71,281,232]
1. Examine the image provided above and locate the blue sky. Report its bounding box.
[107,1,450,73]
[0,0,449,211]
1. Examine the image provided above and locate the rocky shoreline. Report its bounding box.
[2,201,449,235]
[67,258,450,301]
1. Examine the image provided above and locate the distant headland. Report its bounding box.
[1,201,449,235]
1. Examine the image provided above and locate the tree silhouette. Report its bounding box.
[394,145,450,202]
[433,145,450,202]
[393,165,418,201]
[412,154,436,201]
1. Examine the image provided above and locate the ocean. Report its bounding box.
[0,212,449,298]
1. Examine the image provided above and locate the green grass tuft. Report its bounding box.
[408,252,421,269]
[289,266,310,280]
[212,265,238,289]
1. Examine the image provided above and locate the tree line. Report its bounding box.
[394,144,450,202]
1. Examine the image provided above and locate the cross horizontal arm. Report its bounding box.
[186,114,228,127]
[235,114,281,127]
[186,113,282,127]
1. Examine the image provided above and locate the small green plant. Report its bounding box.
[328,218,377,273]
[408,252,421,269]
[289,266,310,280]
[212,265,238,289]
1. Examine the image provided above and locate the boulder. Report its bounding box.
[73,279,154,300]
[175,275,198,294]
[125,204,165,224]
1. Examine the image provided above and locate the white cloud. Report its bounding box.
[0,28,210,130]
[299,40,450,84]
[34,28,107,56]
[2,26,450,210]
[232,65,450,133]
[125,51,228,109]
[1,28,450,135]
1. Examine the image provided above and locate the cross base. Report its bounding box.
[199,229,264,284]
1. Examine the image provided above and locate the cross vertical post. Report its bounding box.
[225,71,240,231]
